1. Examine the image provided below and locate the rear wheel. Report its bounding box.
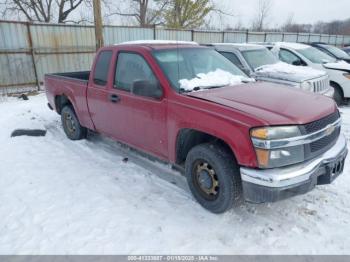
[61,105,87,140]
[185,143,243,213]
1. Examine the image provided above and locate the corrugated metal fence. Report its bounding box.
[1,20,350,94]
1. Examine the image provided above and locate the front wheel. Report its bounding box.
[61,105,87,140]
[330,83,343,106]
[185,143,243,213]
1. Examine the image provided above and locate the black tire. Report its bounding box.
[185,143,243,214]
[61,105,87,140]
[331,83,343,106]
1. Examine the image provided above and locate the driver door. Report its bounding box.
[108,51,168,159]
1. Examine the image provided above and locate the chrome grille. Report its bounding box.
[311,76,330,93]
[302,110,341,159]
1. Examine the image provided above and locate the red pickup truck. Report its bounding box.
[45,41,347,213]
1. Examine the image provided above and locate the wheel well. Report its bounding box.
[330,81,344,98]
[55,95,72,114]
[175,129,235,165]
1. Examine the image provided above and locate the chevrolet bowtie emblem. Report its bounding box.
[325,124,336,136]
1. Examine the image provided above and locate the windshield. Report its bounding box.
[298,47,336,64]
[152,48,248,92]
[320,44,350,59]
[242,48,278,70]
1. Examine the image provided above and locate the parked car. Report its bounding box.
[263,42,350,105]
[208,43,333,98]
[306,42,350,64]
[45,41,347,214]
[343,47,350,56]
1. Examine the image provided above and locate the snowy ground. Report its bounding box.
[1,93,350,255]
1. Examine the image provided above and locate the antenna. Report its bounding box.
[176,39,180,92]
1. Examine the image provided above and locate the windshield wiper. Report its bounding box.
[179,85,226,93]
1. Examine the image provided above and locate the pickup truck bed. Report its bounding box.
[47,71,90,82]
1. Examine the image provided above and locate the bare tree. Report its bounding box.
[105,0,170,27]
[251,0,272,32]
[0,0,91,23]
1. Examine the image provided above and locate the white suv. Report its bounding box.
[264,42,350,105]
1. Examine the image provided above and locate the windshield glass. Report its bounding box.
[242,48,278,70]
[152,48,248,92]
[298,47,336,63]
[321,44,350,59]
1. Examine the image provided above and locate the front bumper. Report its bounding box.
[240,134,347,203]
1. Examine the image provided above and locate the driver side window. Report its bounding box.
[114,52,157,91]
[279,49,305,66]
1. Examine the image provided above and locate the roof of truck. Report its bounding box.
[115,40,202,50]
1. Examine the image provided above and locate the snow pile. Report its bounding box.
[256,62,325,78]
[324,60,350,71]
[1,94,350,254]
[179,69,251,91]
[119,40,198,45]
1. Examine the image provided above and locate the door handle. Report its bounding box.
[109,94,120,103]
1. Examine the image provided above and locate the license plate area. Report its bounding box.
[317,157,346,185]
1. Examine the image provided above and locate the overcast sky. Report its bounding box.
[213,0,350,29]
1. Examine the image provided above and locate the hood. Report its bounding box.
[323,60,350,72]
[254,62,326,83]
[187,82,336,125]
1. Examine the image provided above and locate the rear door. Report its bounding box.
[87,49,115,134]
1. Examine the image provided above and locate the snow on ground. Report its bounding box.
[1,93,350,255]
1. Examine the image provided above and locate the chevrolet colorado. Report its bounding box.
[45,41,347,213]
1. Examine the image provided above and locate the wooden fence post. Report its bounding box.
[26,22,40,91]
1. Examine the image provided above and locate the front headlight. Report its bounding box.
[343,73,350,80]
[251,126,305,168]
[300,81,313,92]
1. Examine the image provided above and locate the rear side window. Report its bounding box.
[114,52,157,91]
[279,49,301,65]
[93,51,112,86]
[219,51,244,68]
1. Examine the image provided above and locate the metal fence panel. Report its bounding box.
[0,22,29,51]
[0,53,35,87]
[224,32,246,43]
[344,36,350,45]
[155,29,192,41]
[265,33,283,42]
[297,33,309,42]
[320,34,330,43]
[35,53,94,82]
[104,26,153,45]
[309,34,321,42]
[247,32,265,43]
[30,24,95,52]
[283,33,298,42]
[193,31,223,43]
[336,36,344,46]
[329,35,337,45]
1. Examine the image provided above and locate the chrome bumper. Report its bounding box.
[241,134,347,201]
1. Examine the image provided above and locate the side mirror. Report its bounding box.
[132,80,163,99]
